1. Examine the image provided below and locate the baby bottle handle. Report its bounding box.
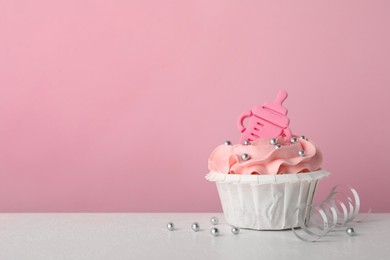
[237,111,252,133]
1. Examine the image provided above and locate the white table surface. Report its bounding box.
[0,213,388,260]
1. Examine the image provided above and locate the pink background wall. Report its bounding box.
[1,0,389,212]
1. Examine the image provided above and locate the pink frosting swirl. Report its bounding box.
[208,137,322,175]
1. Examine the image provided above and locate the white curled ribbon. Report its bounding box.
[292,185,370,242]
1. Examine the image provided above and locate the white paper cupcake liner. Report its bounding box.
[206,170,330,230]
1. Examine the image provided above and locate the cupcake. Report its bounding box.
[206,90,329,230]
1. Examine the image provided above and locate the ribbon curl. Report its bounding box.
[292,185,370,242]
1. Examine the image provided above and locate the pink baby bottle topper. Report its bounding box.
[237,90,292,144]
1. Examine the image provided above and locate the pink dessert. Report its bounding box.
[206,90,329,230]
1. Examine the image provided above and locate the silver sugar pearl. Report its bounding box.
[210,216,219,225]
[298,150,305,156]
[241,153,250,161]
[224,140,232,145]
[290,137,298,143]
[300,135,307,140]
[274,144,282,149]
[231,227,240,235]
[269,138,277,145]
[243,140,250,145]
[191,222,200,232]
[210,227,220,236]
[166,222,174,231]
[346,227,355,236]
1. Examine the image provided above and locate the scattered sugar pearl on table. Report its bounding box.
[191,222,200,232]
[210,227,220,236]
[346,227,356,236]
[166,222,174,231]
[243,140,250,145]
[210,217,219,225]
[231,227,240,235]
[224,140,232,145]
[300,135,307,140]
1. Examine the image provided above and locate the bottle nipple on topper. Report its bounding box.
[237,90,293,144]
